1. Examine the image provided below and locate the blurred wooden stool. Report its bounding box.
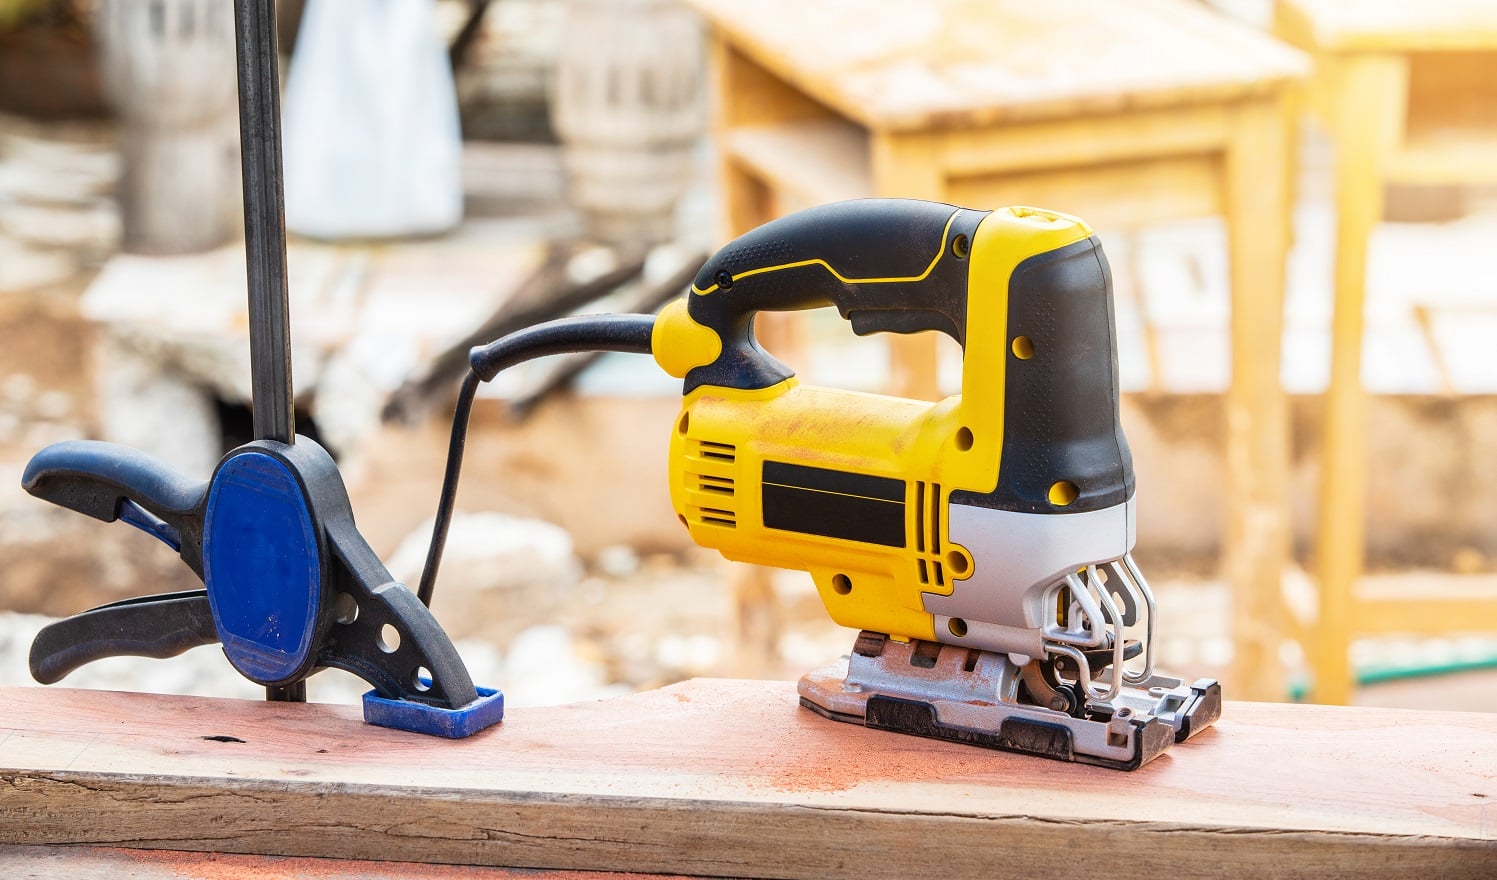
[687,0,1308,698]
[1276,0,1497,704]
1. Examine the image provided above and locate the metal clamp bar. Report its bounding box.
[234,0,300,703]
[233,0,295,447]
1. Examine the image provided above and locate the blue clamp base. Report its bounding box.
[361,683,505,739]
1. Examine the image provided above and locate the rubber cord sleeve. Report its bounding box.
[417,314,657,606]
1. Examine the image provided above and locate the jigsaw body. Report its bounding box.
[652,199,1219,769]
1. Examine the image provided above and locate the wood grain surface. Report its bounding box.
[0,845,687,880]
[2,680,1494,878]
[684,0,1307,130]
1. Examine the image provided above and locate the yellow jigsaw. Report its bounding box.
[649,198,1220,770]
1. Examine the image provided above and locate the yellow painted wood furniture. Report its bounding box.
[1275,0,1497,704]
[686,0,1308,700]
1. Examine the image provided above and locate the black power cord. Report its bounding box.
[416,314,658,607]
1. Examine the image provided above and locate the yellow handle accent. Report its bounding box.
[690,213,960,296]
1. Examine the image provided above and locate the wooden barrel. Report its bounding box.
[96,0,239,254]
[551,0,705,245]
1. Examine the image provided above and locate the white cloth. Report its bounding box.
[282,0,463,239]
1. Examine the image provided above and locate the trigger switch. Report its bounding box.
[849,309,956,339]
[850,310,901,337]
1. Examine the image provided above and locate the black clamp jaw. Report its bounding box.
[23,437,504,738]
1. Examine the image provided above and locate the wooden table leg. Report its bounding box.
[716,154,790,677]
[709,35,818,386]
[718,155,805,367]
[707,37,814,677]
[1310,55,1408,705]
[872,131,945,401]
[1222,96,1295,702]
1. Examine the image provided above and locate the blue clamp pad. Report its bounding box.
[204,450,323,685]
[362,682,505,738]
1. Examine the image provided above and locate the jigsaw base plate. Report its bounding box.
[798,632,1221,771]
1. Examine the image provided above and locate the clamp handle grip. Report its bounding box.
[22,440,207,572]
[29,591,218,685]
[681,199,986,392]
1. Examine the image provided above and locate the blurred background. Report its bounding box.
[1,0,1495,711]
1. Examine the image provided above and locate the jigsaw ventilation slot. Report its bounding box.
[915,481,945,587]
[695,440,736,462]
[697,474,734,495]
[685,439,738,528]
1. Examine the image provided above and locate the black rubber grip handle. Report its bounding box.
[29,591,218,685]
[950,237,1134,513]
[23,441,205,523]
[22,440,209,573]
[685,199,986,392]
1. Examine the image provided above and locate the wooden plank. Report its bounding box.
[1353,594,1497,635]
[0,845,684,880]
[936,105,1231,177]
[715,119,1230,233]
[710,35,838,131]
[722,122,872,206]
[2,681,1494,879]
[1386,126,1497,184]
[1350,574,1497,636]
[945,153,1224,231]
[1276,0,1497,52]
[684,0,1308,132]
[1405,51,1497,137]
